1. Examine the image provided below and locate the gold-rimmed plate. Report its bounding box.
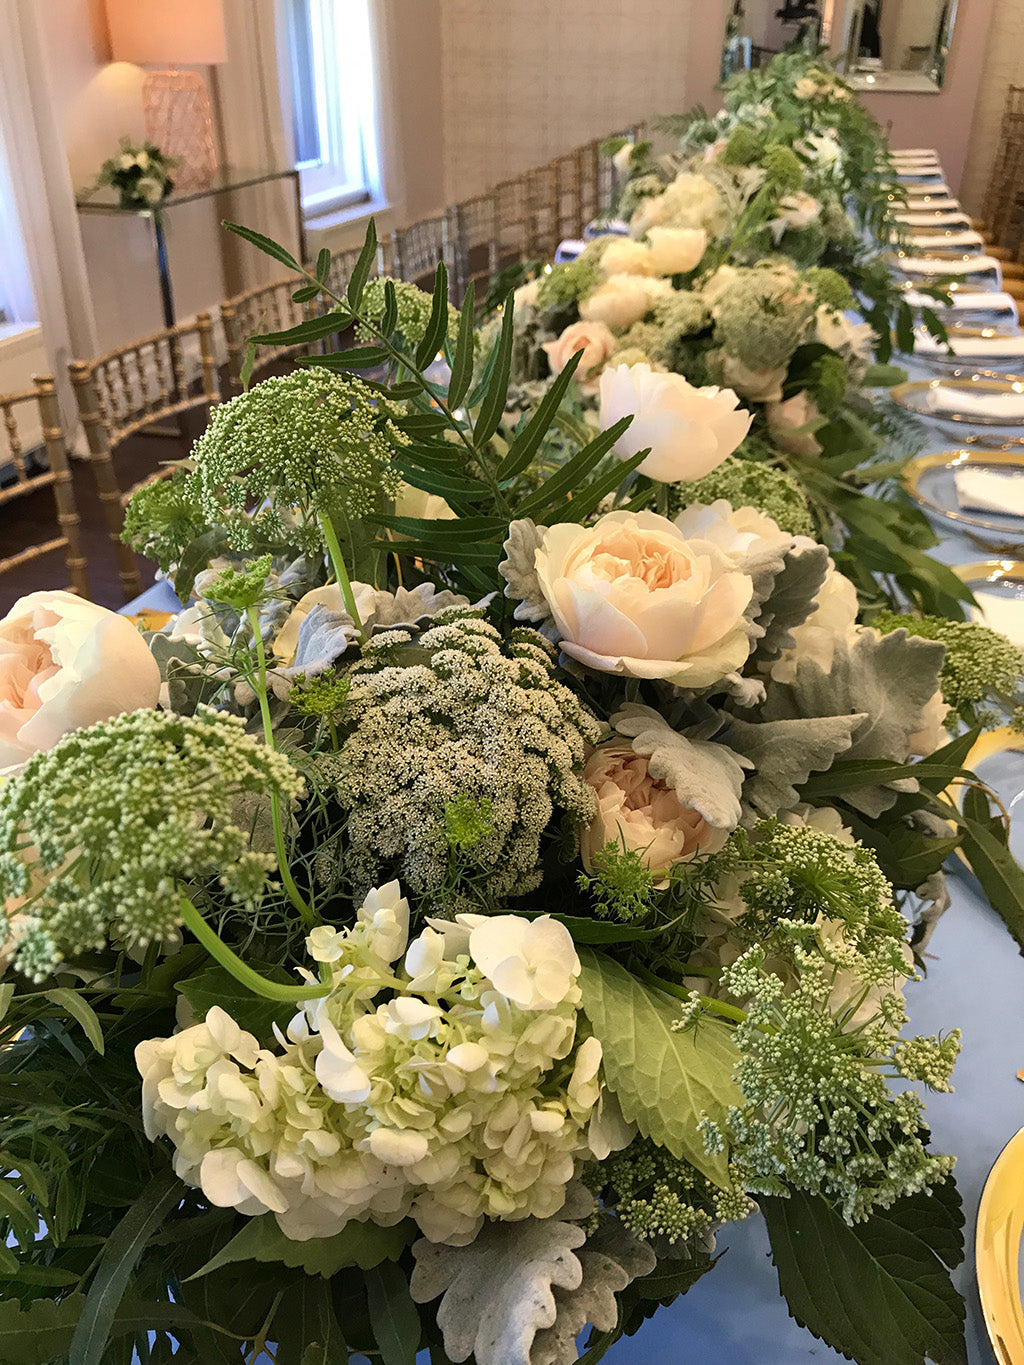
[977,1125,1024,1364]
[952,560,1024,646]
[902,450,1024,548]
[891,377,1024,431]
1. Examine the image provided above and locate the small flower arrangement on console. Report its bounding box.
[92,137,177,210]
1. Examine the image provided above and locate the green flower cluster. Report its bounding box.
[186,370,407,556]
[311,611,600,906]
[357,276,462,349]
[0,707,305,980]
[536,253,604,309]
[122,474,204,570]
[874,611,1024,724]
[670,455,814,537]
[722,126,765,167]
[605,1139,753,1247]
[617,172,666,222]
[803,266,855,313]
[762,145,803,194]
[712,263,817,371]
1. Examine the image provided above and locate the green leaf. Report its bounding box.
[189,1212,411,1281]
[762,1178,967,1365]
[240,337,257,393]
[292,283,321,304]
[43,987,104,1054]
[69,1168,183,1365]
[0,982,13,1024]
[472,298,516,446]
[174,527,228,601]
[393,461,492,503]
[374,514,507,543]
[274,1277,349,1365]
[0,1178,39,1241]
[517,418,634,521]
[365,1260,422,1365]
[959,814,1024,950]
[177,964,294,1039]
[576,949,742,1186]
[382,278,399,338]
[415,264,451,369]
[495,351,583,481]
[315,247,331,284]
[298,346,389,370]
[554,448,648,525]
[222,220,301,273]
[251,311,352,346]
[347,218,378,310]
[0,1294,84,1365]
[446,282,476,409]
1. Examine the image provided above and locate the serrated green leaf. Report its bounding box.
[189,1212,411,1281]
[495,351,583,481]
[472,299,516,446]
[315,247,331,283]
[347,218,378,309]
[177,964,294,1039]
[0,1293,84,1365]
[365,1260,422,1365]
[447,282,476,409]
[416,264,451,369]
[762,1179,966,1365]
[222,220,301,273]
[69,1169,183,1365]
[577,950,741,1186]
[43,988,104,1054]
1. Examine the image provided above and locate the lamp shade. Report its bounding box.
[105,0,227,65]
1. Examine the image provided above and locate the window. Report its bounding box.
[0,123,36,331]
[283,0,380,219]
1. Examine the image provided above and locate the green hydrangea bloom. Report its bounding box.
[804,266,855,313]
[712,263,816,371]
[762,145,803,194]
[186,370,407,556]
[722,126,765,167]
[0,707,305,980]
[670,455,813,537]
[808,351,849,414]
[122,471,203,572]
[536,254,603,309]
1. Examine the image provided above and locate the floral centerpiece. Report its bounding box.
[90,137,177,210]
[1,201,1021,1365]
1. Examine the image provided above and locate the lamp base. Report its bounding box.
[142,68,218,193]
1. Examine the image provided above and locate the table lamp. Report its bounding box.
[104,0,227,193]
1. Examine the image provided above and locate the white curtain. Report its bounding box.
[0,0,97,434]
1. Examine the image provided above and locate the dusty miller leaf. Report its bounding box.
[722,713,863,824]
[576,949,742,1186]
[411,1213,587,1365]
[500,518,554,625]
[746,542,830,664]
[762,1178,966,1365]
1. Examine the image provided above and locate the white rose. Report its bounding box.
[136,176,165,205]
[766,391,824,457]
[630,193,667,236]
[797,132,841,171]
[514,279,541,309]
[136,150,151,169]
[600,238,657,276]
[718,353,788,403]
[655,173,727,234]
[673,500,791,560]
[579,274,671,332]
[599,363,751,483]
[118,152,135,170]
[533,509,755,687]
[645,226,707,275]
[0,591,161,775]
[793,76,821,99]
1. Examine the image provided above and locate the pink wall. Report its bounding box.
[856,0,995,194]
[683,0,995,198]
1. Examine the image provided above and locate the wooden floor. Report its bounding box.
[0,413,208,615]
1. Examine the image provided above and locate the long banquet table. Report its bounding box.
[121,341,1024,1365]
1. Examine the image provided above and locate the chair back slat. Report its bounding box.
[0,377,88,600]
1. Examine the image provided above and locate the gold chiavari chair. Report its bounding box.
[491,176,534,274]
[221,275,318,394]
[981,86,1024,253]
[0,377,88,601]
[526,160,561,261]
[69,314,220,601]
[446,192,498,306]
[553,149,584,245]
[389,216,454,292]
[577,139,602,228]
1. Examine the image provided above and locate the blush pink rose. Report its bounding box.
[541,320,617,382]
[582,741,729,875]
[0,590,161,774]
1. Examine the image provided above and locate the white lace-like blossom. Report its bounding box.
[136,891,618,1247]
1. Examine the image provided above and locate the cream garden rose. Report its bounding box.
[599,363,752,483]
[533,509,755,687]
[578,274,671,332]
[582,740,730,876]
[598,238,659,277]
[541,319,617,382]
[644,226,707,275]
[0,591,161,775]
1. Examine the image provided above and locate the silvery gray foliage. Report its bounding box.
[910,869,952,959]
[723,713,863,825]
[410,1183,657,1365]
[362,581,475,634]
[612,703,750,833]
[746,541,830,665]
[500,519,555,626]
[760,627,946,816]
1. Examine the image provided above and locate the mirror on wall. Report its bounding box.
[721,1,835,81]
[836,0,959,92]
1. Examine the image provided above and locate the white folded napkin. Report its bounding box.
[903,182,953,197]
[892,147,939,158]
[955,467,1024,514]
[554,239,585,263]
[903,289,1019,318]
[892,157,943,171]
[897,169,945,183]
[899,196,962,211]
[913,328,1024,358]
[972,592,1024,646]
[926,385,1024,420]
[896,211,970,227]
[583,218,629,239]
[897,254,1002,278]
[905,230,985,250]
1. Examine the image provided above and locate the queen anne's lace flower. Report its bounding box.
[137,890,617,1246]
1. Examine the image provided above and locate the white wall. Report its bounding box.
[960,0,1024,216]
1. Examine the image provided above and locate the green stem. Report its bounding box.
[179,895,329,1003]
[318,514,366,643]
[245,607,315,928]
[635,964,747,1024]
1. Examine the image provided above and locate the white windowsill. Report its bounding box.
[0,321,42,352]
[303,195,394,252]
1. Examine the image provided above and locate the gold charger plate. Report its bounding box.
[977,1125,1024,1364]
[891,377,1024,433]
[902,452,1024,549]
